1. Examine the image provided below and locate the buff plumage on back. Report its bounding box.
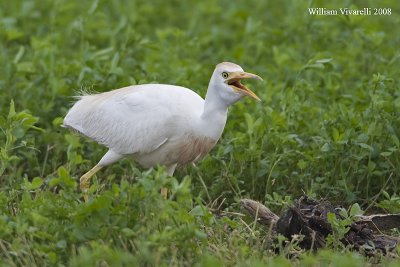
[216,62,242,70]
[64,84,204,155]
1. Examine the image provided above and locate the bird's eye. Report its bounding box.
[222,72,229,79]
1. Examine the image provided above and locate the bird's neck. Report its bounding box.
[199,86,229,140]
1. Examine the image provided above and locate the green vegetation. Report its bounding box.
[1,0,399,265]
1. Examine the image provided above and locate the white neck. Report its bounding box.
[198,83,229,140]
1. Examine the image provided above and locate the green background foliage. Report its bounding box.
[0,0,399,265]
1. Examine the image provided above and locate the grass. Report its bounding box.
[1,0,400,265]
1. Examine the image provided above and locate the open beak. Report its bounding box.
[226,71,263,101]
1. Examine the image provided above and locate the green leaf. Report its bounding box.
[349,203,363,217]
[31,177,43,190]
[58,167,69,180]
[56,240,67,249]
[316,58,333,64]
[194,229,207,240]
[367,161,376,171]
[391,135,399,147]
[12,126,25,139]
[52,117,64,127]
[8,100,16,119]
[189,205,205,216]
[327,212,337,224]
[13,46,25,64]
[358,143,373,151]
[321,143,331,152]
[297,159,307,170]
[17,62,35,73]
[332,128,340,142]
[121,228,136,237]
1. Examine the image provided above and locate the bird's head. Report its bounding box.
[209,62,262,105]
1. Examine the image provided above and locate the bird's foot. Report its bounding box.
[79,165,103,202]
[160,187,168,199]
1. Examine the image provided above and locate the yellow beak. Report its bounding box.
[226,71,263,101]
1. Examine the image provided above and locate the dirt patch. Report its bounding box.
[241,196,400,256]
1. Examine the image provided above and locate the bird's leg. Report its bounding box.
[160,164,177,199]
[80,164,103,201]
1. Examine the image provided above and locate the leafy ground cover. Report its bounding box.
[1,0,400,265]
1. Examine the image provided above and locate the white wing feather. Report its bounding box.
[64,84,204,155]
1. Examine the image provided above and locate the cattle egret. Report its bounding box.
[63,62,262,199]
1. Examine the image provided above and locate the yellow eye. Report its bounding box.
[222,72,229,79]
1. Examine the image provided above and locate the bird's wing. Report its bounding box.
[63,84,204,155]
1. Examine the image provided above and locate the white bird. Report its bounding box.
[63,62,262,198]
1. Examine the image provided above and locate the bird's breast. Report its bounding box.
[176,135,217,166]
[133,134,217,168]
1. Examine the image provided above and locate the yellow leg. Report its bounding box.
[160,163,177,199]
[80,165,103,201]
[160,187,168,199]
[160,164,175,199]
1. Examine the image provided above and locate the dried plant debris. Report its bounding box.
[240,198,280,230]
[241,196,400,256]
